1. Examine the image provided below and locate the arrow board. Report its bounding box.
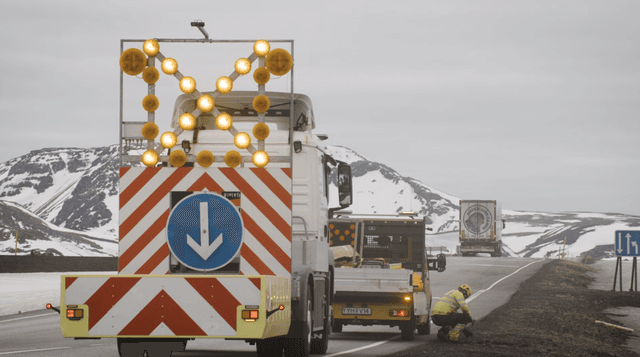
[167,192,244,271]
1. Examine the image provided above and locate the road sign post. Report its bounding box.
[613,231,639,292]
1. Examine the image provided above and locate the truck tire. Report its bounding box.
[417,319,431,335]
[332,320,343,333]
[400,316,416,341]
[310,277,330,355]
[285,285,312,357]
[257,337,284,356]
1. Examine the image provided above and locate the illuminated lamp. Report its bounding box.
[141,150,159,167]
[253,67,270,85]
[141,122,159,140]
[252,150,269,168]
[142,67,159,84]
[161,58,178,75]
[235,58,251,75]
[224,150,242,168]
[234,132,251,149]
[179,76,196,94]
[265,48,293,76]
[215,113,233,130]
[119,48,146,76]
[142,39,160,57]
[196,150,214,168]
[142,94,159,112]
[169,150,187,167]
[179,113,196,130]
[216,76,233,94]
[160,132,177,148]
[252,95,270,113]
[197,94,215,113]
[253,40,270,57]
[253,123,270,140]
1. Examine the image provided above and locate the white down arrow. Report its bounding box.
[187,202,222,259]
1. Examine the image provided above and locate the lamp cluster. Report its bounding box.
[119,38,293,168]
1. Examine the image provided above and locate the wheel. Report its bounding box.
[332,319,343,333]
[417,318,431,335]
[311,277,330,354]
[257,337,284,357]
[400,316,416,341]
[285,285,312,357]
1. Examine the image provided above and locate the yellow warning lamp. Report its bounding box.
[142,39,160,57]
[253,40,270,57]
[142,95,159,112]
[224,150,242,168]
[265,48,293,76]
[196,150,214,168]
[169,150,187,167]
[141,150,159,167]
[252,95,270,113]
[142,67,159,84]
[161,58,178,75]
[179,113,197,130]
[179,76,196,94]
[234,132,251,149]
[141,122,159,140]
[252,151,269,168]
[253,123,270,140]
[235,58,251,75]
[197,94,215,113]
[216,76,233,94]
[215,113,233,130]
[160,132,177,149]
[253,67,270,85]
[120,48,147,76]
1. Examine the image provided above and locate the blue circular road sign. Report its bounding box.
[167,192,243,271]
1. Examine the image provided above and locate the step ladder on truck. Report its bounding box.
[47,22,353,357]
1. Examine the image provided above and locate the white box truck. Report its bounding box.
[459,200,504,257]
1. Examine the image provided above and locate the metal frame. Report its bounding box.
[119,36,294,167]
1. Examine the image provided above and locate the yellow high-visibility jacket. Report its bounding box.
[431,289,471,316]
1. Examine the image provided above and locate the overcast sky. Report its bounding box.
[1,1,639,216]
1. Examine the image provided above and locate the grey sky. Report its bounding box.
[1,1,639,216]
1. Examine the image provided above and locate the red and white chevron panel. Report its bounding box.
[118,167,292,276]
[64,275,262,336]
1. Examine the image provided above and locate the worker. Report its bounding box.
[431,284,474,342]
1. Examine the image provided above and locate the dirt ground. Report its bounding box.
[397,259,640,357]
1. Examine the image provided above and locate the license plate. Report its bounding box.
[342,307,371,315]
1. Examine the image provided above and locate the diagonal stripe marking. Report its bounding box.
[242,211,291,273]
[251,168,292,209]
[119,168,160,210]
[119,210,169,272]
[241,244,275,276]
[186,278,241,331]
[85,277,141,331]
[136,242,169,274]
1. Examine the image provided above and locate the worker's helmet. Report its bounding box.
[458,284,472,298]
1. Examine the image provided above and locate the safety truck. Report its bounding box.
[459,200,504,257]
[328,214,445,340]
[47,23,353,357]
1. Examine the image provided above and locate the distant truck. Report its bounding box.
[459,200,504,257]
[328,215,445,341]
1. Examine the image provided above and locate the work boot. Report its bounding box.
[437,327,449,342]
[463,329,473,338]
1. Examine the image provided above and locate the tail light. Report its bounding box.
[65,305,84,320]
[389,309,409,317]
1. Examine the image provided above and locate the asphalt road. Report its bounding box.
[0,256,544,356]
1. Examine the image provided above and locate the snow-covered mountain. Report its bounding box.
[0,145,638,258]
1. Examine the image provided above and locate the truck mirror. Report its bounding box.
[437,253,446,272]
[337,163,352,207]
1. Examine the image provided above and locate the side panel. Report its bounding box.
[459,200,497,240]
[118,167,292,276]
[61,275,291,338]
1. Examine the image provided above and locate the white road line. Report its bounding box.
[455,264,522,268]
[468,260,541,303]
[0,313,57,323]
[0,347,70,355]
[325,336,398,357]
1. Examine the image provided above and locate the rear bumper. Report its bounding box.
[59,274,291,339]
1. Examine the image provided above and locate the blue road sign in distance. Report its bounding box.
[167,192,244,271]
[615,230,640,257]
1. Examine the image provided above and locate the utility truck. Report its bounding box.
[328,214,445,340]
[459,200,504,257]
[47,23,353,357]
